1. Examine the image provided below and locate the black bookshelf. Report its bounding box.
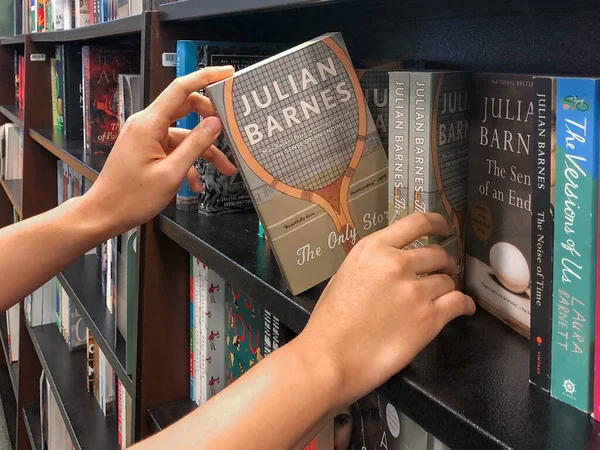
[26,322,120,450]
[23,402,42,450]
[0,34,25,45]
[157,209,600,449]
[0,312,18,397]
[147,398,196,435]
[0,104,24,127]
[0,352,17,449]
[29,15,144,42]
[57,254,133,395]
[159,208,318,334]
[159,0,349,21]
[0,178,22,218]
[30,128,106,181]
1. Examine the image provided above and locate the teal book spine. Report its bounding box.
[550,77,600,413]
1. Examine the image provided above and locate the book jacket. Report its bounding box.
[82,46,140,154]
[551,77,599,413]
[408,71,470,287]
[206,33,388,295]
[388,71,410,225]
[530,76,556,393]
[357,69,389,154]
[466,73,534,338]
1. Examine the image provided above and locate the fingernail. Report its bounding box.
[222,65,235,71]
[203,116,222,135]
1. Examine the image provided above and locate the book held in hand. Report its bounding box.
[206,32,388,295]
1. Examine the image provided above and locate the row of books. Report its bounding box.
[0,123,23,181]
[40,370,74,450]
[189,256,287,405]
[6,0,144,36]
[14,52,24,110]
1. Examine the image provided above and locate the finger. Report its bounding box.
[168,128,191,148]
[418,274,455,301]
[407,244,456,276]
[170,92,216,122]
[433,291,476,327]
[377,212,451,249]
[147,66,234,125]
[186,166,203,193]
[201,145,237,176]
[165,116,223,179]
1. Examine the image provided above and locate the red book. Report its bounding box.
[19,56,24,110]
[89,0,95,23]
[82,46,140,154]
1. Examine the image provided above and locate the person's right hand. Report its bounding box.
[299,212,476,409]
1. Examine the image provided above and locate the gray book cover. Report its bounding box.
[207,33,388,295]
[388,71,410,225]
[409,71,471,288]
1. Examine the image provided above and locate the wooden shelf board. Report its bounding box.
[0,178,23,218]
[30,15,144,42]
[29,128,106,181]
[57,254,134,395]
[0,104,24,127]
[23,402,42,450]
[0,34,26,45]
[26,322,120,450]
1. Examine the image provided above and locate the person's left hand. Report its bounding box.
[79,66,236,237]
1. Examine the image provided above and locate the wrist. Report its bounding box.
[64,195,116,245]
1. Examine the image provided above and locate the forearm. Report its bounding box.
[0,196,108,313]
[136,334,340,450]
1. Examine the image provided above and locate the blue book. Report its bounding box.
[100,0,108,22]
[550,77,600,413]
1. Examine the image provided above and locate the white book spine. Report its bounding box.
[193,258,202,405]
[107,238,114,313]
[64,0,72,29]
[205,269,225,401]
[199,263,208,405]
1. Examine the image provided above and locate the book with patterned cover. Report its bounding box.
[206,33,388,295]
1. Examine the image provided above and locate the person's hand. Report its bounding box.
[79,66,237,237]
[298,212,476,408]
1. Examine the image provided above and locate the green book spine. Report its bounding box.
[388,71,410,225]
[550,77,600,413]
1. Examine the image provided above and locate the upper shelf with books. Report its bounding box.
[26,322,120,450]
[29,15,144,43]
[58,254,133,395]
[30,128,106,181]
[158,208,600,449]
[0,105,24,128]
[159,0,350,21]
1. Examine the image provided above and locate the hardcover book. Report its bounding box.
[530,76,556,393]
[388,71,410,225]
[551,77,599,414]
[466,73,534,338]
[75,0,91,27]
[357,69,389,154]
[206,33,389,295]
[408,71,471,287]
[175,40,283,214]
[55,46,65,132]
[82,46,140,154]
[58,44,84,140]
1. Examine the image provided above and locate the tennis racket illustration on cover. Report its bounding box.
[222,37,367,254]
[430,73,468,287]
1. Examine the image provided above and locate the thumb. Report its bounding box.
[166,116,223,177]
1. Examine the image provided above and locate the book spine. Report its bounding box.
[117,379,123,447]
[51,58,58,128]
[56,46,65,132]
[64,44,83,140]
[199,262,208,405]
[189,255,194,402]
[205,269,225,401]
[193,258,201,405]
[388,71,410,225]
[530,76,554,393]
[175,41,200,211]
[409,72,430,241]
[54,0,64,30]
[596,156,600,419]
[82,46,90,151]
[63,0,71,29]
[551,77,599,413]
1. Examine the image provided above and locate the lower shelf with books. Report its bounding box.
[23,402,42,450]
[58,254,133,395]
[0,178,22,218]
[26,322,120,450]
[158,208,600,450]
[0,312,18,397]
[30,128,106,182]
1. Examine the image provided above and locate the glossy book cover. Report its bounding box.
[551,77,599,413]
[206,33,388,295]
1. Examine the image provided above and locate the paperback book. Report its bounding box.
[551,77,599,414]
[466,73,534,338]
[206,32,389,295]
